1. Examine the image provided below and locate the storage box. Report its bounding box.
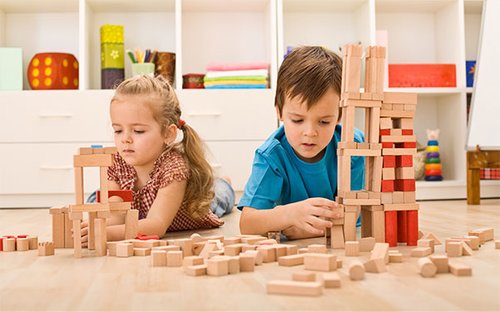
[466,60,476,88]
[389,64,456,87]
[0,48,23,90]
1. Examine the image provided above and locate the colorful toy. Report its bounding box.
[425,129,443,181]
[27,52,78,90]
[101,24,125,89]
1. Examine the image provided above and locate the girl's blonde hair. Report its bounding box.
[111,75,214,219]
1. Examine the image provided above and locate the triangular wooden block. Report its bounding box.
[423,232,442,245]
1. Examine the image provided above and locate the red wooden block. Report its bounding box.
[395,179,416,192]
[97,190,134,202]
[396,142,416,148]
[379,129,391,136]
[397,211,408,243]
[396,155,413,167]
[0,237,3,251]
[383,156,396,168]
[401,129,413,135]
[381,180,395,192]
[27,52,79,90]
[382,142,394,148]
[385,211,398,247]
[406,210,419,246]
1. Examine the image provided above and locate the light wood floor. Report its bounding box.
[1,199,499,311]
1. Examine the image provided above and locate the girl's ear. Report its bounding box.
[164,123,178,145]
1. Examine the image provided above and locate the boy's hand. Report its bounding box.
[285,198,341,236]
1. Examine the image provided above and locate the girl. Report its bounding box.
[81,75,234,243]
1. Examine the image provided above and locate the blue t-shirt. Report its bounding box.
[238,124,365,210]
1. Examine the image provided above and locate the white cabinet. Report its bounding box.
[1,0,497,207]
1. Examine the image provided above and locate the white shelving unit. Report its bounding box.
[0,0,497,207]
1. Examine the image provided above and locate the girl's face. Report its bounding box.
[110,96,175,170]
[278,88,339,163]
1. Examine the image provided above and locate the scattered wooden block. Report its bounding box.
[151,250,167,267]
[28,236,38,250]
[133,247,151,256]
[322,272,341,288]
[336,258,343,269]
[371,243,389,263]
[257,245,276,263]
[304,254,336,272]
[116,243,134,258]
[278,254,304,267]
[239,253,256,272]
[411,247,432,257]
[364,258,387,273]
[16,237,30,251]
[495,240,500,249]
[429,255,449,273]
[292,271,316,282]
[449,261,472,276]
[418,257,437,278]
[308,244,327,254]
[183,256,204,267]
[389,252,403,263]
[267,280,323,297]
[446,242,463,257]
[468,227,494,244]
[359,237,376,252]
[184,264,207,276]
[345,241,360,256]
[228,256,240,274]
[422,232,442,245]
[418,239,435,253]
[38,242,55,256]
[349,260,365,281]
[462,236,481,250]
[3,238,15,252]
[245,250,263,265]
[206,257,229,276]
[461,241,473,256]
[167,250,183,267]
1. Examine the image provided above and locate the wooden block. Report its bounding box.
[448,261,472,276]
[418,239,435,253]
[468,227,494,243]
[392,191,404,204]
[292,271,316,282]
[199,242,217,259]
[94,218,107,257]
[446,242,463,257]
[383,203,419,212]
[307,244,327,254]
[371,243,389,263]
[336,258,343,269]
[389,252,403,263]
[322,272,341,288]
[267,280,323,297]
[152,250,167,267]
[382,168,395,180]
[429,255,449,273]
[380,192,392,204]
[50,210,65,248]
[171,238,193,257]
[462,236,480,250]
[209,250,225,258]
[132,239,161,249]
[461,241,473,256]
[411,247,432,257]
[124,209,139,240]
[206,257,229,276]
[495,240,500,249]
[348,260,365,281]
[184,264,207,276]
[38,242,55,256]
[380,117,393,129]
[396,167,415,180]
[241,244,258,252]
[73,153,113,167]
[383,92,417,104]
[240,236,267,245]
[245,250,263,265]
[403,191,416,203]
[364,258,387,273]
[3,238,16,252]
[304,254,336,272]
[418,257,437,278]
[224,237,242,245]
[345,241,360,256]
[133,247,151,256]
[183,256,204,267]
[116,243,134,257]
[28,236,38,250]
[284,244,298,255]
[278,254,304,267]
[239,253,256,272]
[257,245,276,263]
[228,256,240,274]
[16,237,30,251]
[107,241,120,256]
[166,250,183,267]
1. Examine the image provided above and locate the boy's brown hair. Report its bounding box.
[275,46,342,120]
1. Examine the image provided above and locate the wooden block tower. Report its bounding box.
[327,44,419,248]
[68,146,137,257]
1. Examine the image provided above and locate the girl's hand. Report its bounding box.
[71,220,89,248]
[284,198,341,236]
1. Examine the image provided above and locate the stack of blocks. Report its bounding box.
[328,44,419,248]
[68,146,138,258]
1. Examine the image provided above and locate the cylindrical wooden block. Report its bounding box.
[348,260,365,281]
[3,238,16,252]
[16,237,30,251]
[385,211,398,247]
[418,257,437,277]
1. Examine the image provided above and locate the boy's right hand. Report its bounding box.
[284,198,340,236]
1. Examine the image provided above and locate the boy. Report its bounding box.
[238,46,364,240]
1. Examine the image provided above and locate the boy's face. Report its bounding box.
[278,88,339,163]
[110,96,175,170]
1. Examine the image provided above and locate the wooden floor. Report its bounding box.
[1,199,499,311]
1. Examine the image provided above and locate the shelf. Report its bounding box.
[376,0,455,13]
[86,0,175,13]
[0,0,78,13]
[416,179,500,200]
[385,87,464,95]
[283,0,367,13]
[183,0,270,12]
[464,0,483,14]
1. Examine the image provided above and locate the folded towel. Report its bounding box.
[205,69,268,79]
[206,62,269,71]
[204,80,268,87]
[204,76,268,83]
[205,84,268,89]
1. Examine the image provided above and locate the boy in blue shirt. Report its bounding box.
[238,46,364,240]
